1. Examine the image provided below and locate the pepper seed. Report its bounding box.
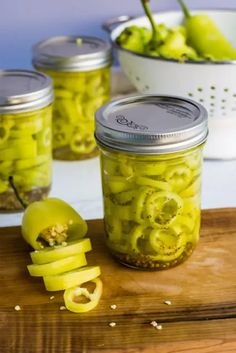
[109,322,116,327]
[164,300,172,305]
[110,304,117,310]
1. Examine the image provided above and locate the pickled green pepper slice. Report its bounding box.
[132,186,154,223]
[145,191,183,228]
[0,122,11,145]
[129,225,145,253]
[148,228,187,261]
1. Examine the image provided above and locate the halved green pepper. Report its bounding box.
[22,197,88,250]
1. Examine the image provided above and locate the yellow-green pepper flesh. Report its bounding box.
[37,67,110,160]
[99,145,203,270]
[30,238,92,264]
[179,0,236,60]
[22,198,88,250]
[63,277,103,313]
[43,266,101,291]
[0,106,52,210]
[27,253,87,277]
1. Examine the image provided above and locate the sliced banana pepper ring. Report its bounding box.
[43,266,101,291]
[145,191,183,228]
[164,164,192,192]
[64,277,103,313]
[0,123,12,145]
[132,186,154,223]
[30,238,92,264]
[135,176,171,191]
[27,253,87,277]
[108,176,133,194]
[148,228,187,262]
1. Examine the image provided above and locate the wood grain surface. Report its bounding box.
[0,208,236,353]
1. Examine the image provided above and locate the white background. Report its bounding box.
[1,0,236,69]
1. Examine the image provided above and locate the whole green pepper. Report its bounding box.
[141,0,169,55]
[145,24,170,57]
[159,30,198,60]
[116,25,151,53]
[178,0,236,60]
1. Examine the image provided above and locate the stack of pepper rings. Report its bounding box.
[22,198,102,313]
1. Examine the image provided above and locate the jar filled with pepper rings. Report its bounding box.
[95,95,208,270]
[0,70,53,211]
[32,36,112,160]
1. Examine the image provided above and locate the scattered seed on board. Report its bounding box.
[60,306,66,311]
[150,321,158,327]
[109,322,116,327]
[14,305,21,311]
[150,321,162,330]
[164,300,172,305]
[50,296,55,300]
[110,304,117,310]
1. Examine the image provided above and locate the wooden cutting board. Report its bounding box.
[0,208,236,353]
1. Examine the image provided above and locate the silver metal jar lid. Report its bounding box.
[0,70,54,114]
[95,95,208,154]
[32,36,112,72]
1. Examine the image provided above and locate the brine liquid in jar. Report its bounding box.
[0,70,53,211]
[95,95,208,270]
[33,36,112,161]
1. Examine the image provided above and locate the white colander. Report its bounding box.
[104,10,236,159]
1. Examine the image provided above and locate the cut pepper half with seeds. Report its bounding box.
[22,197,88,250]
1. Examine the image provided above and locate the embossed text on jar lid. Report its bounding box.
[32,36,112,72]
[95,95,208,154]
[0,70,54,114]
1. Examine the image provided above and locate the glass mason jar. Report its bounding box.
[0,70,53,211]
[32,36,112,161]
[95,95,208,270]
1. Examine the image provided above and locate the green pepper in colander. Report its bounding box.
[141,0,160,49]
[178,0,236,60]
[159,30,199,61]
[116,26,151,54]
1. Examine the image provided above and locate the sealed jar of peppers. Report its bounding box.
[95,95,208,270]
[32,36,112,160]
[0,70,53,211]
